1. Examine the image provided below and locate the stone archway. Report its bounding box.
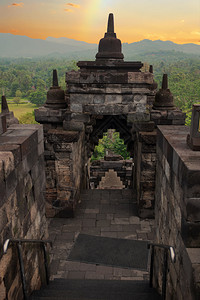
[35,13,168,218]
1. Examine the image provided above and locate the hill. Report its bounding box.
[0,33,199,59]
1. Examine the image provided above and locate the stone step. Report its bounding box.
[31,279,161,300]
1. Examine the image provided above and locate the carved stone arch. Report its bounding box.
[88,114,133,157]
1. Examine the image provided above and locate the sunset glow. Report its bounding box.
[0,0,199,45]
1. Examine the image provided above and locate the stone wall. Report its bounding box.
[0,124,48,300]
[66,70,155,117]
[154,125,200,299]
[35,110,86,218]
[134,130,157,218]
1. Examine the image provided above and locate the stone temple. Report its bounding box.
[0,13,199,300]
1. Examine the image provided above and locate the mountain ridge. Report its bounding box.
[0,33,199,58]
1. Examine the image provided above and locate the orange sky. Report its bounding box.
[0,0,200,45]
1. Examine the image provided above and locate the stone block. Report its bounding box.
[0,152,14,179]
[0,130,38,159]
[26,147,39,172]
[71,113,90,123]
[135,103,146,113]
[35,107,50,118]
[70,94,93,104]
[105,95,122,104]
[0,145,21,168]
[132,121,155,132]
[47,129,80,143]
[139,131,157,145]
[172,119,185,125]
[66,71,80,83]
[128,72,154,84]
[5,170,17,199]
[132,88,150,94]
[127,112,150,123]
[83,104,131,115]
[9,124,43,144]
[70,103,83,113]
[63,120,84,132]
[168,110,186,120]
[134,94,147,104]
[106,85,122,94]
[93,94,105,104]
[122,95,134,104]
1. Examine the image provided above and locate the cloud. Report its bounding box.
[64,8,73,12]
[8,2,24,8]
[66,3,80,8]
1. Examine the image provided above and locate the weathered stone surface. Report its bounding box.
[105,94,122,104]
[154,125,200,299]
[0,124,48,299]
[128,72,154,84]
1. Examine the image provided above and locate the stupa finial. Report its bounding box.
[96,13,124,60]
[53,69,59,87]
[1,94,9,113]
[107,13,114,34]
[162,73,168,90]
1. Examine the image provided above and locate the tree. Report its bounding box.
[13,89,22,105]
[28,89,46,107]
[91,130,130,161]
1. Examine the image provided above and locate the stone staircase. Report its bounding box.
[30,190,161,300]
[30,278,161,300]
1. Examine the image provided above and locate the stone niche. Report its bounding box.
[0,124,48,300]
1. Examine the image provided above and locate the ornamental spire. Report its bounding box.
[106,13,115,36]
[53,69,59,87]
[96,13,124,60]
[1,94,9,113]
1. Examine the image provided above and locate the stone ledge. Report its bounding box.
[35,107,68,123]
[0,124,43,162]
[66,70,154,85]
[157,126,200,199]
[83,104,136,115]
[47,129,80,143]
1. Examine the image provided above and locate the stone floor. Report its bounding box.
[48,189,155,282]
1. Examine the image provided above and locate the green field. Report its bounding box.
[7,99,37,119]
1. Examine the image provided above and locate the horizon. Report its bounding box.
[0,0,200,45]
[1,32,200,47]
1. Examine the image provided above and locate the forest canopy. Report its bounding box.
[0,54,200,126]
